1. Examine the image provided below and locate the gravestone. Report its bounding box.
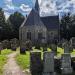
[10,38,19,51]
[30,51,42,75]
[20,42,26,54]
[63,41,70,53]
[43,51,56,75]
[0,42,2,54]
[50,44,57,55]
[2,40,11,49]
[61,53,73,74]
[25,40,32,50]
[70,37,75,49]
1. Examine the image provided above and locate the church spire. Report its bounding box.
[34,0,39,14]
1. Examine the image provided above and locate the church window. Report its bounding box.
[38,33,42,40]
[27,32,31,40]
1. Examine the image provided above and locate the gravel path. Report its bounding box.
[3,52,26,75]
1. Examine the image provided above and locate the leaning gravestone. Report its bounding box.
[43,51,56,75]
[61,53,73,74]
[10,38,19,51]
[2,40,11,49]
[30,51,42,75]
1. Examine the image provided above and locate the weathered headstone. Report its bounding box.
[50,44,57,55]
[70,37,75,49]
[43,51,56,75]
[25,40,32,50]
[63,41,70,53]
[20,42,26,54]
[0,42,2,54]
[10,38,19,51]
[61,53,73,74]
[30,51,42,75]
[2,40,11,49]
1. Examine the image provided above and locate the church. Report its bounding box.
[19,0,59,45]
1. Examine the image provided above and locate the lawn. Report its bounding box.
[0,55,7,75]
[16,51,30,70]
[0,49,13,75]
[1,49,13,55]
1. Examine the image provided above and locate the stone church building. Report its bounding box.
[19,0,59,46]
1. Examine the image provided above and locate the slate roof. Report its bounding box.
[20,9,44,27]
[41,16,59,30]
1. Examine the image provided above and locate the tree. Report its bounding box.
[60,13,72,40]
[8,11,25,39]
[0,8,8,40]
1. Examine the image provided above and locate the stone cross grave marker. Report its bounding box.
[61,53,73,74]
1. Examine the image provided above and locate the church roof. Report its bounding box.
[41,16,59,30]
[20,9,44,27]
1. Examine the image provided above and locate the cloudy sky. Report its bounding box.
[0,0,75,18]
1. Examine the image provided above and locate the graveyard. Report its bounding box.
[0,0,75,75]
[0,38,75,75]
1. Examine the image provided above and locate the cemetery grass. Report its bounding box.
[16,51,30,70]
[0,49,13,75]
[0,55,7,75]
[1,49,14,55]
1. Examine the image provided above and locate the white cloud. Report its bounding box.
[39,0,57,16]
[39,0,75,16]
[4,0,14,10]
[20,4,32,13]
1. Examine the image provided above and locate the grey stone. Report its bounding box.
[0,42,2,54]
[20,42,26,54]
[43,51,54,73]
[43,72,56,75]
[0,42,3,50]
[63,41,70,53]
[70,37,75,49]
[61,53,73,74]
